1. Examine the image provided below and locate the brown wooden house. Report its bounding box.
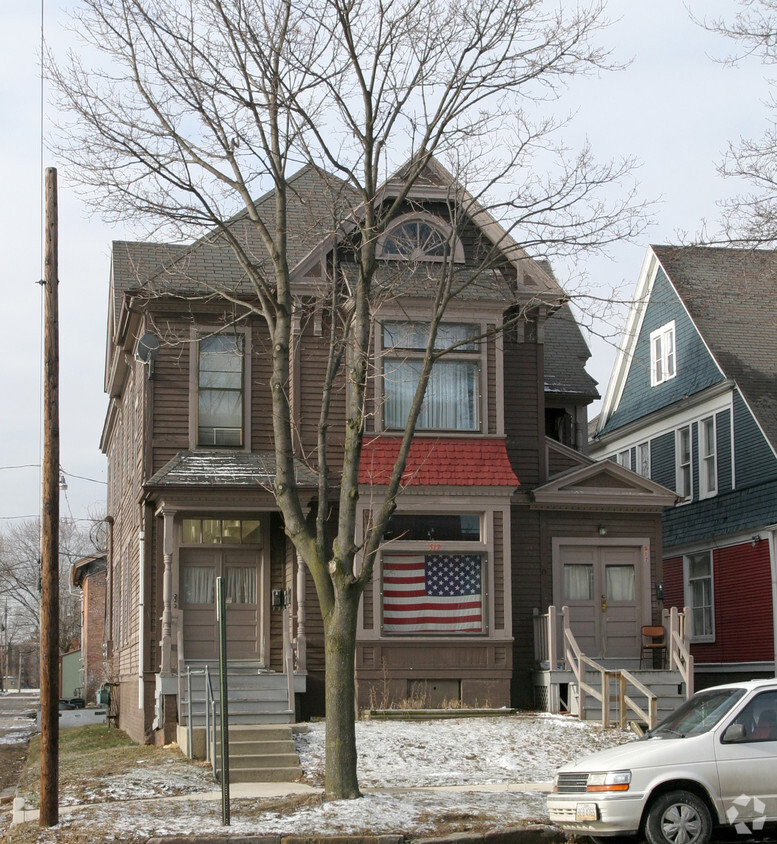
[101,158,678,750]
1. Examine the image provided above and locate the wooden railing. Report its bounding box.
[665,605,694,699]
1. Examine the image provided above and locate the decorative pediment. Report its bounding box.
[532,459,680,512]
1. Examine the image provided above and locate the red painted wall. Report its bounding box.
[663,539,774,664]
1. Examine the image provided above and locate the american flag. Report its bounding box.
[382,554,483,633]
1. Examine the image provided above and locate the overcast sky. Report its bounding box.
[0,0,770,529]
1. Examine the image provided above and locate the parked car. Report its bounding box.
[547,679,777,844]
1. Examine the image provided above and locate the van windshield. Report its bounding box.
[646,688,746,739]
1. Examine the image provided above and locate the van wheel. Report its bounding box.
[645,790,712,844]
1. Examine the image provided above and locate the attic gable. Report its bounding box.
[531,459,679,511]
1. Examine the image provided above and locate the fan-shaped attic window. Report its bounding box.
[378,214,464,263]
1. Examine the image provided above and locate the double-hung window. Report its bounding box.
[686,551,714,641]
[382,322,480,431]
[676,425,692,500]
[637,441,651,478]
[650,321,676,386]
[700,415,717,497]
[197,334,244,446]
[617,449,632,470]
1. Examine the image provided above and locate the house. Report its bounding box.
[71,554,108,704]
[101,158,678,751]
[591,245,777,687]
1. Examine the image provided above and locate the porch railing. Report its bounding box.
[665,605,694,698]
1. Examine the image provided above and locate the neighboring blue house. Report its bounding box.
[591,245,777,686]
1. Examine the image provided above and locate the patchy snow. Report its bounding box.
[0,714,37,746]
[16,713,635,840]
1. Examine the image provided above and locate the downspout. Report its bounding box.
[769,529,777,678]
[138,524,145,709]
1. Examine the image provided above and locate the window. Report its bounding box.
[726,691,777,742]
[617,449,632,470]
[381,511,486,635]
[686,551,714,641]
[197,334,244,446]
[676,425,692,499]
[378,215,462,262]
[637,442,651,478]
[700,415,717,497]
[382,322,480,431]
[182,517,262,545]
[563,564,594,601]
[650,321,676,386]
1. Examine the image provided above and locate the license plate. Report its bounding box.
[575,803,598,822]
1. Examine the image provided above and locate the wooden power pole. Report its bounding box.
[40,166,60,827]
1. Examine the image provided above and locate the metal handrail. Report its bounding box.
[183,664,219,781]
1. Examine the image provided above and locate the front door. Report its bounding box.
[181,547,262,661]
[558,544,643,660]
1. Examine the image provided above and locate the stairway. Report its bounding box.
[178,660,302,782]
[214,724,302,783]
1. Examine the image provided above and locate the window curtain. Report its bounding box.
[226,566,256,604]
[606,565,635,601]
[563,564,593,601]
[384,359,477,430]
[183,566,215,605]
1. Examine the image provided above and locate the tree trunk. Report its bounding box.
[323,593,361,799]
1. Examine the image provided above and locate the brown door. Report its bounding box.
[558,544,642,660]
[181,547,261,661]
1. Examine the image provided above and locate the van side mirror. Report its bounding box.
[723,723,746,743]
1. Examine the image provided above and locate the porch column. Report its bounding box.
[295,552,307,673]
[160,508,177,675]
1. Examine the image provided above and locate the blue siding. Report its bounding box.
[601,269,724,434]
[651,431,675,491]
[664,477,777,547]
[716,409,732,495]
[734,390,777,487]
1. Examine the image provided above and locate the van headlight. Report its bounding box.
[586,770,631,792]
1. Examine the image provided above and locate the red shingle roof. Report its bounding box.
[358,437,519,487]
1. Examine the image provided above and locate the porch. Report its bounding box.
[532,604,694,730]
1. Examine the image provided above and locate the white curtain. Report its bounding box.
[606,566,635,601]
[226,566,256,604]
[183,566,215,605]
[563,564,593,601]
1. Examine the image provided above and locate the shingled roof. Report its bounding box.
[652,245,777,449]
[543,304,599,400]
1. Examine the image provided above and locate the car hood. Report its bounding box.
[557,734,708,773]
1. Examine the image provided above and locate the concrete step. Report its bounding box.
[226,766,302,783]
[183,709,294,727]
[220,752,300,770]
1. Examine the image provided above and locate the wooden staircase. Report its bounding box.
[178,660,302,783]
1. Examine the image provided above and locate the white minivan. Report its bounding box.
[547,679,777,844]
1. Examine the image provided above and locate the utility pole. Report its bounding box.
[40,166,60,827]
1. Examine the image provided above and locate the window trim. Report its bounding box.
[676,424,693,502]
[376,211,465,263]
[684,550,715,643]
[650,320,676,386]
[379,320,484,433]
[189,326,252,451]
[699,415,717,499]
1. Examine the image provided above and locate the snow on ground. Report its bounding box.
[0,714,37,746]
[297,713,634,788]
[19,713,635,840]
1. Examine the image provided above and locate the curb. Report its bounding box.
[145,825,564,844]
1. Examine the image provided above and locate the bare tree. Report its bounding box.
[698,1,777,244]
[0,519,97,655]
[51,0,648,798]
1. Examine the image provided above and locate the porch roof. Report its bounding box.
[358,436,520,488]
[145,450,319,489]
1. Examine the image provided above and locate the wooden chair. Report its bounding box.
[641,625,667,669]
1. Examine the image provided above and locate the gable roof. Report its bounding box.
[596,245,777,450]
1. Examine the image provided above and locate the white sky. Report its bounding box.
[0,0,770,527]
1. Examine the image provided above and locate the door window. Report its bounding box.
[606,565,636,601]
[564,564,594,601]
[183,565,215,604]
[226,566,257,604]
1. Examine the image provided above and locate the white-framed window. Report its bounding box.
[637,441,651,478]
[699,415,717,497]
[617,449,632,470]
[381,513,486,635]
[685,551,714,642]
[382,321,481,431]
[197,333,244,446]
[377,213,464,263]
[676,425,692,500]
[650,320,676,386]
